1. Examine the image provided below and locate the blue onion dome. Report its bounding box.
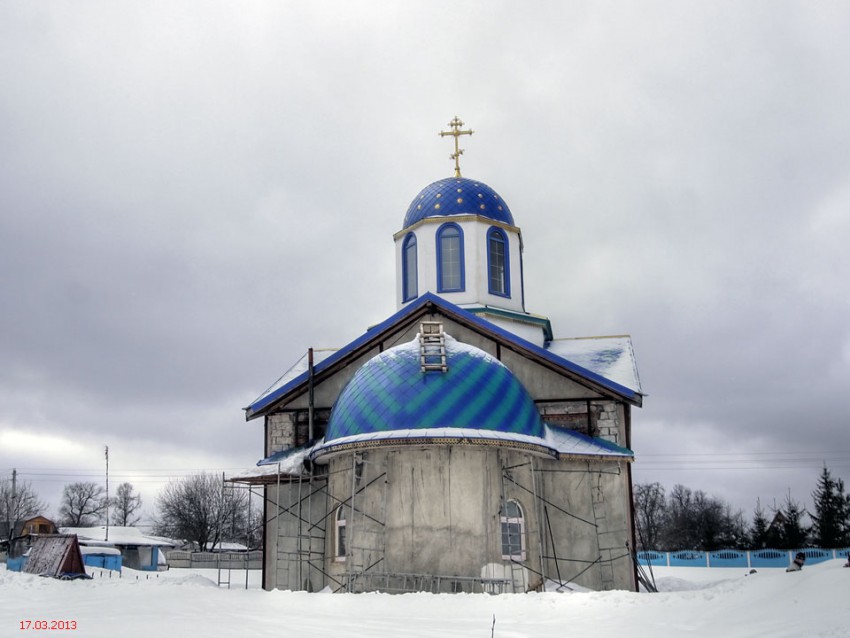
[324,334,543,442]
[402,177,514,228]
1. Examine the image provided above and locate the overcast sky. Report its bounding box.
[2,1,848,522]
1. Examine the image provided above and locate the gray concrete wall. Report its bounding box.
[264,477,329,592]
[319,445,635,593]
[534,457,634,590]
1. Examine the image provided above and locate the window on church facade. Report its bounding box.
[437,223,464,292]
[335,506,347,561]
[402,233,418,301]
[500,500,525,560]
[487,227,509,297]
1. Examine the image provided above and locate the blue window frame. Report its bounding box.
[437,223,465,292]
[402,233,418,301]
[487,227,510,297]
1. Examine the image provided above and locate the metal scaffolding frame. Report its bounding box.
[236,448,630,593]
[216,475,265,590]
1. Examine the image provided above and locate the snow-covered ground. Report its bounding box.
[3,561,848,637]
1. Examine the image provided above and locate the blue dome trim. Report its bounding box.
[324,336,543,442]
[403,177,514,228]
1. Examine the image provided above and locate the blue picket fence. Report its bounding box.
[638,547,850,568]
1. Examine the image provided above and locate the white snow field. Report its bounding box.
[3,561,848,637]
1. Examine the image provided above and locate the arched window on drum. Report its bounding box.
[436,223,465,292]
[487,226,510,297]
[402,232,418,302]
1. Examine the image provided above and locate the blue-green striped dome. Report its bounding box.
[324,335,543,442]
[403,177,514,229]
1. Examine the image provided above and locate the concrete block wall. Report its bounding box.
[266,409,331,454]
[591,401,623,446]
[267,413,296,454]
[536,400,625,446]
[537,401,596,436]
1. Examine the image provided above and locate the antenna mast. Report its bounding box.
[105,445,109,541]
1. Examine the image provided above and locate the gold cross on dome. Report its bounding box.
[439,116,473,177]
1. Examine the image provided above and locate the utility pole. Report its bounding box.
[11,468,17,505]
[10,468,17,524]
[105,445,109,541]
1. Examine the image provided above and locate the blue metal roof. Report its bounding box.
[402,177,515,228]
[324,336,544,442]
[245,292,641,419]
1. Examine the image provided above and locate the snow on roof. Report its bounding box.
[227,442,318,483]
[546,335,642,394]
[239,419,631,479]
[60,526,180,547]
[250,348,338,406]
[309,424,632,461]
[79,545,121,556]
[203,541,248,551]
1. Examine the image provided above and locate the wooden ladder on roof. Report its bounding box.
[419,322,447,372]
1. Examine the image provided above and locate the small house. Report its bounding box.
[60,526,179,571]
[1,515,58,560]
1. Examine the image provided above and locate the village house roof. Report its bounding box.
[59,526,180,548]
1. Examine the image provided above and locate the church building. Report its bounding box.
[237,118,644,593]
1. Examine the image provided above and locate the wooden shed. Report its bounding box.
[23,534,88,579]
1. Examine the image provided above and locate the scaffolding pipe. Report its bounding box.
[308,348,315,441]
[530,456,546,588]
[348,452,358,590]
[246,486,252,590]
[274,463,280,589]
[296,469,303,588]
[544,506,563,585]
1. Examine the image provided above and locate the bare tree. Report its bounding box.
[0,477,48,534]
[59,481,106,527]
[246,497,264,550]
[111,482,143,527]
[658,484,746,551]
[153,472,247,550]
[634,482,666,550]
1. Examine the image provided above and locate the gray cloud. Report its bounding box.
[2,1,849,518]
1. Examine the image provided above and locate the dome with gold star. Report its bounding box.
[402,177,514,229]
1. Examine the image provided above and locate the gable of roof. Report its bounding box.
[245,292,643,420]
[547,336,642,395]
